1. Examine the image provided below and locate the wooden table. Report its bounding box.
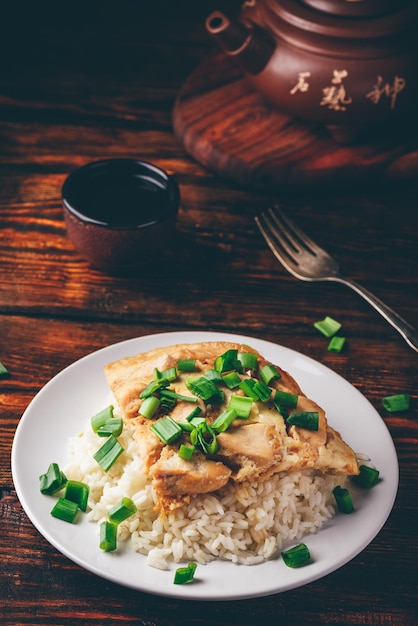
[1,1,417,624]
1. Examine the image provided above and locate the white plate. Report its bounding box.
[11,331,398,600]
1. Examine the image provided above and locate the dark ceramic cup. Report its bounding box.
[62,158,180,274]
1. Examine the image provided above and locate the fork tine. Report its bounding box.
[255,210,300,271]
[268,205,323,255]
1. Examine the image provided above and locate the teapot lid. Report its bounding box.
[302,0,410,18]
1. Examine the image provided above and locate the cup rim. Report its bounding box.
[61,158,180,230]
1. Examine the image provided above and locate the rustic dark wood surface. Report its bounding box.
[1,1,417,624]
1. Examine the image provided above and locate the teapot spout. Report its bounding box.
[206,11,275,75]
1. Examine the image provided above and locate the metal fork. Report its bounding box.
[255,206,418,353]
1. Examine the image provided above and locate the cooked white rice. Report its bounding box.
[65,415,343,570]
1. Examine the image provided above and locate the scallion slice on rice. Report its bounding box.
[93,435,124,471]
[91,405,114,432]
[100,520,117,552]
[108,497,137,525]
[333,485,354,514]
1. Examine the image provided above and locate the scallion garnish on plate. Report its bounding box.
[39,462,67,495]
[100,520,117,552]
[50,497,79,523]
[174,562,197,584]
[281,543,311,568]
[351,464,380,488]
[64,480,90,512]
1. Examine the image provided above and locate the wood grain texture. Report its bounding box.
[0,0,417,624]
[173,53,418,189]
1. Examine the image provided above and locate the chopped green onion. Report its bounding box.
[204,369,223,383]
[281,543,311,568]
[159,388,198,403]
[333,485,354,514]
[259,364,281,385]
[237,352,258,371]
[93,435,124,471]
[99,520,117,552]
[351,464,380,488]
[108,497,137,525]
[139,378,170,399]
[96,417,123,437]
[211,408,237,433]
[221,371,242,389]
[195,422,219,455]
[91,405,114,432]
[190,427,198,446]
[179,421,195,433]
[0,361,10,378]
[314,315,342,338]
[327,336,346,353]
[186,377,224,403]
[177,359,196,372]
[174,562,197,584]
[227,394,253,419]
[139,395,161,419]
[50,497,79,523]
[273,389,298,408]
[253,380,271,401]
[274,403,289,419]
[91,405,123,437]
[186,406,202,422]
[160,395,176,411]
[382,393,410,412]
[154,366,177,382]
[150,416,182,444]
[39,462,67,495]
[214,349,243,374]
[178,444,195,461]
[239,378,260,401]
[189,416,206,428]
[287,411,319,431]
[64,480,90,512]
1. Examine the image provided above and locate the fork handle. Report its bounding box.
[332,276,418,353]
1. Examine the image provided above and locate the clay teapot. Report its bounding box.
[206,0,418,143]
